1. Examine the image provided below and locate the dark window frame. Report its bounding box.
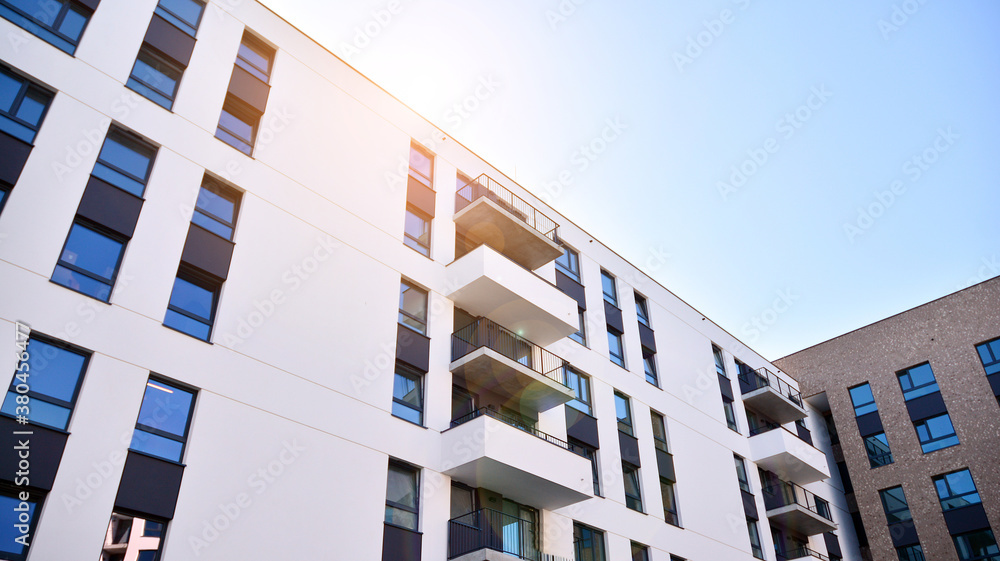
[391,363,424,426]
[622,461,643,512]
[408,142,433,188]
[93,126,158,197]
[976,337,1000,376]
[192,176,242,241]
[163,266,221,342]
[914,412,959,454]
[661,477,680,526]
[635,293,650,327]
[849,382,878,417]
[607,327,625,368]
[735,454,751,493]
[573,522,607,561]
[0,64,54,144]
[52,218,129,302]
[101,510,168,561]
[154,0,205,37]
[235,31,274,83]
[952,529,999,561]
[385,460,420,531]
[614,391,633,435]
[126,44,184,110]
[1,333,90,431]
[215,95,259,156]
[879,485,912,524]
[0,0,94,54]
[601,269,618,307]
[712,345,728,378]
[569,307,587,346]
[398,279,428,336]
[630,541,650,561]
[747,517,764,559]
[723,397,739,432]
[0,482,44,561]
[555,245,580,282]
[651,411,669,453]
[896,363,940,401]
[865,432,894,468]
[933,469,982,511]
[565,367,593,416]
[403,204,431,256]
[130,375,198,464]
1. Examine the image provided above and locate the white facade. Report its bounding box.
[0,1,861,560]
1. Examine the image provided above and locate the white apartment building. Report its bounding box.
[0,1,861,560]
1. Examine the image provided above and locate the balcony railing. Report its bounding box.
[448,508,541,560]
[763,480,833,521]
[740,367,804,406]
[452,317,569,388]
[456,174,558,241]
[451,408,587,457]
[779,547,830,561]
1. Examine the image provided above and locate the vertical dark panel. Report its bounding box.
[0,131,32,185]
[0,417,67,491]
[396,324,430,373]
[114,452,185,519]
[618,432,640,467]
[382,523,422,561]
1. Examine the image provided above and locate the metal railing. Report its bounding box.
[779,547,830,561]
[456,174,559,240]
[739,366,804,407]
[448,508,540,560]
[763,479,833,521]
[452,317,570,388]
[451,408,587,457]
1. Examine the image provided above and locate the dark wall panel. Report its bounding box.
[382,523,422,561]
[114,452,184,520]
[604,300,623,333]
[227,65,270,114]
[0,131,32,185]
[904,391,947,422]
[77,176,144,237]
[888,521,919,547]
[741,490,758,520]
[143,14,196,67]
[0,417,66,491]
[565,408,599,449]
[855,411,884,437]
[406,176,436,218]
[655,449,675,482]
[555,271,586,310]
[618,432,640,467]
[718,373,734,401]
[396,324,430,373]
[180,224,235,280]
[638,323,656,353]
[944,503,991,535]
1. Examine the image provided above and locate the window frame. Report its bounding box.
[216,95,259,155]
[51,219,128,302]
[747,518,764,559]
[154,0,205,37]
[607,327,625,368]
[385,461,420,531]
[408,142,433,188]
[734,454,751,493]
[0,0,93,54]
[895,544,925,561]
[601,270,618,307]
[92,127,158,198]
[126,45,184,110]
[101,511,167,561]
[564,367,593,416]
[573,522,606,561]
[712,345,728,378]
[896,363,940,401]
[0,64,54,144]
[952,529,999,561]
[569,307,587,346]
[933,469,982,511]
[163,266,221,342]
[130,376,197,463]
[192,176,242,241]
[660,477,680,526]
[651,411,669,453]
[622,461,643,512]
[914,412,960,453]
[403,205,431,256]
[976,337,1000,376]
[849,382,878,417]
[555,245,580,282]
[879,485,912,524]
[0,483,43,561]
[642,348,658,386]
[0,333,90,431]
[630,541,650,561]
[235,31,274,83]
[614,391,633,435]
[723,397,739,432]
[398,280,428,336]
[635,293,650,327]
[391,363,424,426]
[864,432,894,468]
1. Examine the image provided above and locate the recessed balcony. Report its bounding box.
[451,318,576,412]
[441,409,592,511]
[448,507,574,561]
[749,426,830,485]
[763,480,837,536]
[779,547,831,561]
[454,174,562,271]
[447,245,579,347]
[739,367,807,424]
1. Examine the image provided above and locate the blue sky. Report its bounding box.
[267,1,1000,360]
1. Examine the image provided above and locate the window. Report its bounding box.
[614,391,633,435]
[914,413,959,453]
[408,143,433,188]
[879,486,911,524]
[865,432,894,467]
[0,0,92,54]
[154,0,205,36]
[1,335,89,430]
[712,345,727,377]
[825,412,840,445]
[622,462,642,512]
[953,529,1000,561]
[0,65,53,144]
[660,477,679,526]
[392,364,423,425]
[216,96,258,155]
[398,280,427,335]
[565,367,593,416]
[897,363,940,401]
[192,177,241,240]
[92,128,158,197]
[52,220,127,301]
[896,544,925,561]
[747,518,764,559]
[556,246,580,282]
[651,412,668,452]
[163,268,219,341]
[630,542,649,561]
[0,484,42,561]
[933,469,981,511]
[607,328,625,367]
[601,270,617,306]
[129,377,196,463]
[734,455,751,493]
[569,308,587,346]
[635,294,650,327]
[643,349,658,386]
[99,511,165,561]
[572,439,600,496]
[849,383,878,416]
[403,206,431,256]
[236,32,274,83]
[385,461,419,531]
[723,397,739,432]
[573,523,605,561]
[126,46,182,109]
[977,337,1000,375]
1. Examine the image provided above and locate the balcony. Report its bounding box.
[455,174,562,270]
[739,367,807,424]
[749,425,830,484]
[451,318,577,412]
[448,508,575,561]
[763,480,837,535]
[778,548,830,561]
[441,409,592,510]
[447,245,579,347]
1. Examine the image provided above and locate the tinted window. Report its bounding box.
[130,378,196,462]
[92,129,157,197]
[164,273,217,341]
[934,469,981,510]
[0,336,88,430]
[0,66,53,143]
[1,0,93,53]
[614,391,632,435]
[915,413,959,453]
[52,222,126,301]
[849,383,877,416]
[155,0,205,36]
[127,48,182,110]
[601,270,617,306]
[192,179,241,240]
[897,363,940,401]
